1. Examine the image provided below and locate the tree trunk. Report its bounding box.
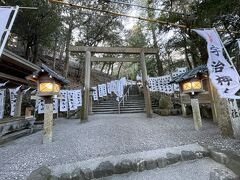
[183,36,193,69]
[59,41,65,62]
[52,37,58,70]
[101,62,106,72]
[111,63,114,76]
[189,44,199,67]
[25,41,31,61]
[117,62,123,78]
[32,36,39,64]
[151,28,164,76]
[147,0,164,76]
[107,62,112,75]
[64,25,73,78]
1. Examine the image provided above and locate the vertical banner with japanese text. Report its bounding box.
[9,86,21,116]
[74,89,82,107]
[193,29,240,98]
[0,89,5,119]
[92,87,98,101]
[53,98,58,114]
[60,90,68,112]
[37,99,45,114]
[68,90,78,111]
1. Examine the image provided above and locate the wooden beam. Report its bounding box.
[69,46,158,54]
[2,49,40,71]
[0,72,35,85]
[91,57,139,62]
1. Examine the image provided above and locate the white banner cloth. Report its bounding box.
[193,29,240,98]
[68,90,78,111]
[0,81,9,88]
[35,98,57,114]
[37,99,45,114]
[23,87,31,94]
[148,75,173,93]
[53,98,58,114]
[60,90,68,112]
[92,87,98,101]
[9,86,21,116]
[107,83,111,94]
[0,89,5,119]
[75,89,82,107]
[98,84,107,97]
[0,8,12,43]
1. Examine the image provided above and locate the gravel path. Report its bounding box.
[98,158,236,180]
[0,113,239,179]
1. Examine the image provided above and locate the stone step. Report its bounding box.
[93,106,157,109]
[95,102,145,105]
[92,109,144,114]
[93,104,147,107]
[93,107,144,110]
[93,110,145,114]
[35,144,212,179]
[93,107,144,111]
[93,101,156,106]
[97,99,144,102]
[92,93,157,114]
[0,128,32,144]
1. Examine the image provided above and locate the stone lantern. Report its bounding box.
[26,64,69,143]
[171,65,209,131]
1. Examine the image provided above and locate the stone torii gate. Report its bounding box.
[69,46,158,121]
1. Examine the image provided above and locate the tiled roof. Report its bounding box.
[34,64,70,85]
[171,65,208,83]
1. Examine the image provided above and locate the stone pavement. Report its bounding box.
[0,113,240,179]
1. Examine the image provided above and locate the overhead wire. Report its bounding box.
[107,0,191,16]
[49,0,240,34]
[49,0,187,28]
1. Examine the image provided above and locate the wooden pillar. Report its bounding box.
[180,92,187,117]
[14,91,23,117]
[211,85,235,138]
[182,103,187,117]
[43,97,53,144]
[208,80,218,123]
[82,51,91,121]
[25,107,33,117]
[140,51,153,118]
[227,99,240,139]
[89,95,93,115]
[191,99,202,130]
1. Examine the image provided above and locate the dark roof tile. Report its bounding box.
[34,64,70,85]
[171,65,208,83]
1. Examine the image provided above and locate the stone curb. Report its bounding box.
[208,147,240,177]
[209,169,239,180]
[27,144,210,180]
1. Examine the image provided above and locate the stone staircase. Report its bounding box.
[92,85,158,114]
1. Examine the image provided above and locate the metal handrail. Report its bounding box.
[118,86,130,114]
